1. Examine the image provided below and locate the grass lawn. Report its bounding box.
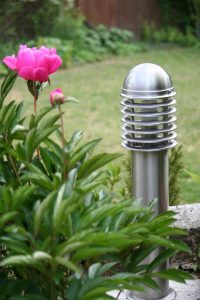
[9,46,200,204]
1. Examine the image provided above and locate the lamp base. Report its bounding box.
[127,288,176,300]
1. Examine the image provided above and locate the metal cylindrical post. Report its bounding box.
[121,63,177,300]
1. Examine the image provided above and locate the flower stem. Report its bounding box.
[116,291,122,299]
[58,104,65,150]
[33,81,37,115]
[58,104,67,180]
[33,81,40,158]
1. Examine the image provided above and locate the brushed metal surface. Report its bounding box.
[121,63,176,299]
[129,151,170,300]
[121,64,177,152]
[121,63,176,99]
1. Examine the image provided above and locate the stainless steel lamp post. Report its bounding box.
[121,63,177,300]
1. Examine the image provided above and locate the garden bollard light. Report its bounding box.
[121,63,177,300]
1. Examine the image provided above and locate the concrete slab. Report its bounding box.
[108,280,200,300]
[170,204,200,230]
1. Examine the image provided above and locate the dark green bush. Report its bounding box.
[51,9,86,44]
[169,146,184,205]
[142,22,198,46]
[0,0,59,42]
[33,24,145,67]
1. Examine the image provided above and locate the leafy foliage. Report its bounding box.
[142,22,198,46]
[0,1,146,68]
[36,25,146,67]
[156,0,193,30]
[0,72,192,299]
[169,146,184,205]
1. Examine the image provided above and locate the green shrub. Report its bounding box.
[0,70,191,299]
[0,0,59,42]
[51,9,86,45]
[169,146,184,205]
[142,22,198,46]
[34,25,144,67]
[156,0,200,38]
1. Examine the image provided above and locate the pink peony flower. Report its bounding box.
[50,88,65,106]
[3,45,62,82]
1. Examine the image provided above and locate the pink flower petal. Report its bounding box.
[50,88,64,106]
[3,45,61,81]
[19,45,27,50]
[51,48,57,54]
[16,48,36,70]
[54,88,63,93]
[48,55,62,74]
[40,46,51,55]
[3,55,17,70]
[18,66,34,80]
[37,54,50,70]
[33,67,48,82]
[33,50,43,66]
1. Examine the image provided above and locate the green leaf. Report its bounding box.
[147,249,177,272]
[80,202,130,229]
[0,71,17,108]
[0,237,30,255]
[78,153,122,178]
[25,128,37,161]
[77,180,105,194]
[43,140,63,167]
[88,263,102,279]
[72,247,118,262]
[39,113,61,132]
[3,101,18,132]
[67,130,84,152]
[148,211,176,229]
[0,211,18,227]
[151,269,193,283]
[27,80,36,97]
[185,170,200,184]
[69,139,101,169]
[35,125,59,147]
[56,241,88,256]
[55,256,82,274]
[145,235,190,251]
[64,168,77,196]
[34,191,56,235]
[13,185,36,209]
[65,96,80,103]
[130,246,158,270]
[10,296,47,300]
[11,124,27,135]
[27,80,42,99]
[83,290,114,300]
[53,184,66,232]
[15,143,26,161]
[21,166,53,190]
[96,262,117,276]
[29,107,53,129]
[39,147,54,175]
[10,101,24,127]
[1,251,51,267]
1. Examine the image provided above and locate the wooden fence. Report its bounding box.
[75,0,160,36]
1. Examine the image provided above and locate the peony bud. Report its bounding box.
[50,88,65,106]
